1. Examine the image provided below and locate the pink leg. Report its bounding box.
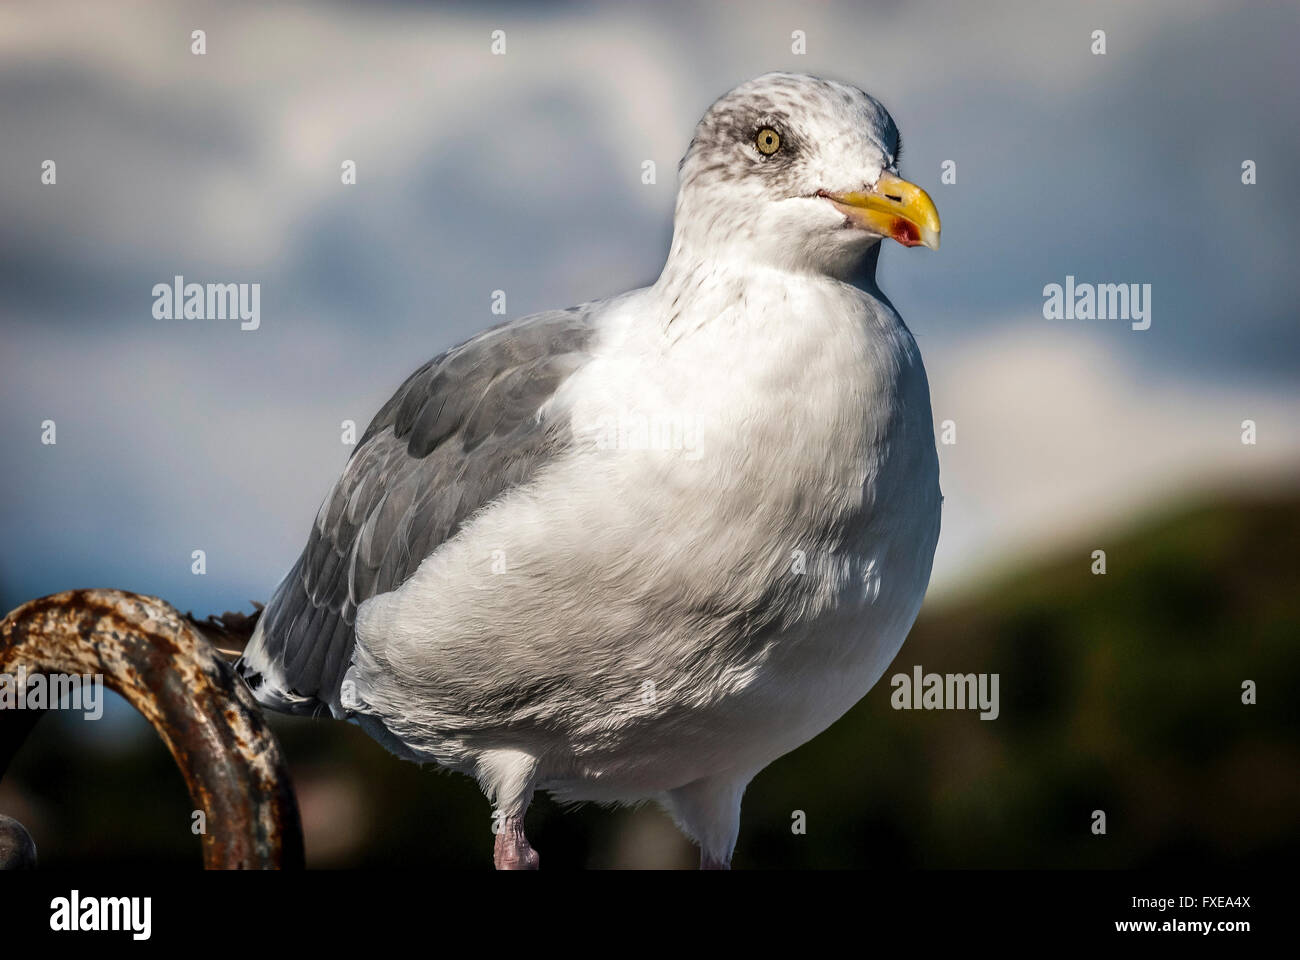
[493,813,540,870]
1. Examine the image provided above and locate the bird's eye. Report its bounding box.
[755,127,781,156]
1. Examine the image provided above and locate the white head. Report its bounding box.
[667,72,940,279]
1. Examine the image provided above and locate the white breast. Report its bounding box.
[351,266,941,797]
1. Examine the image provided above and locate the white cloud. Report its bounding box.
[926,320,1300,593]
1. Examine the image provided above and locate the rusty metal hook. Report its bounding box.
[0,589,303,869]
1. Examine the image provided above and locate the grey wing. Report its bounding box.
[236,307,597,717]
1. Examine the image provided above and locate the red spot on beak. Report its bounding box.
[890,218,922,247]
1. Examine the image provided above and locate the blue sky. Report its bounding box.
[2,0,1298,620]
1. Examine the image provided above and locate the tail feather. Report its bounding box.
[184,603,263,660]
[233,611,337,719]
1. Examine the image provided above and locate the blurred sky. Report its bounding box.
[2,0,1298,621]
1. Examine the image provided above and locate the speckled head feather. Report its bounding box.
[669,73,905,277]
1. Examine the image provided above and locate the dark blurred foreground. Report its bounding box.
[2,488,1296,868]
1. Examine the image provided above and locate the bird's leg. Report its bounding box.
[493,812,539,870]
[481,748,541,869]
[666,773,749,871]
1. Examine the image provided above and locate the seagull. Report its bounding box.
[235,72,942,869]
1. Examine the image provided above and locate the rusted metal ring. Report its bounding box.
[0,589,303,869]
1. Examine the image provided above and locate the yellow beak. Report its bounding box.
[822,172,941,250]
